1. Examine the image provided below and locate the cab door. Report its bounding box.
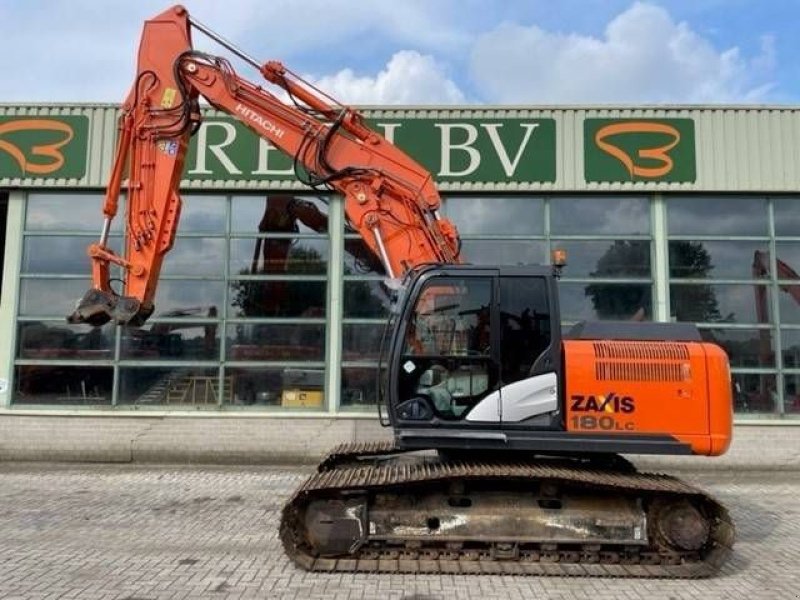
[393,271,502,423]
[495,275,561,427]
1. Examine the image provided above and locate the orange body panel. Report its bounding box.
[563,339,732,456]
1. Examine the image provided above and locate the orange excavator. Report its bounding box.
[68,5,734,577]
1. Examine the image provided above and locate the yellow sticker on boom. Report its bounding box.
[161,88,177,109]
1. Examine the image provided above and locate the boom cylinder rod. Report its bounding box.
[372,227,395,279]
[99,218,111,246]
[188,16,261,71]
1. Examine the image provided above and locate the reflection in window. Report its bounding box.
[229,237,328,276]
[341,366,383,407]
[121,322,220,361]
[151,281,225,319]
[778,286,800,324]
[668,196,768,236]
[343,280,391,318]
[700,328,775,368]
[784,374,800,414]
[342,323,386,361]
[555,240,650,279]
[773,197,800,237]
[228,280,326,318]
[17,321,114,360]
[459,240,546,266]
[670,284,769,324]
[14,365,112,405]
[19,279,94,317]
[445,197,545,235]
[161,238,226,277]
[558,282,652,322]
[178,195,226,233]
[551,196,649,235]
[225,323,325,361]
[118,367,223,405]
[22,236,122,276]
[500,277,551,383]
[343,236,385,276]
[669,241,769,280]
[732,373,776,413]
[781,330,800,368]
[231,195,329,234]
[225,366,324,408]
[25,193,121,232]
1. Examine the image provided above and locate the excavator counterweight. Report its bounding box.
[67,5,735,577]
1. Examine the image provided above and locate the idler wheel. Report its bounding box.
[650,499,711,552]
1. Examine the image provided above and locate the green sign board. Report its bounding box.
[0,115,89,179]
[584,118,695,183]
[185,117,556,184]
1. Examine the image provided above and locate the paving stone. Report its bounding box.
[0,463,796,599]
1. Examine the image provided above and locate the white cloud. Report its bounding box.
[469,2,776,103]
[312,51,466,105]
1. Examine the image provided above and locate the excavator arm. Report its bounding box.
[68,4,460,326]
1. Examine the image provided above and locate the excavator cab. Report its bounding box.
[384,264,563,437]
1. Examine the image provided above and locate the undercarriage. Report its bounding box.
[280,441,734,577]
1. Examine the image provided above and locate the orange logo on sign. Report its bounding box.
[594,121,680,178]
[0,119,74,175]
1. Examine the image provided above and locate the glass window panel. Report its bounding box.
[344,236,386,277]
[783,373,800,414]
[118,367,222,406]
[342,322,387,361]
[22,236,122,275]
[225,366,324,408]
[25,193,122,232]
[178,195,225,233]
[225,323,325,361]
[775,243,800,280]
[14,365,112,405]
[459,240,546,266]
[161,238,226,277]
[669,241,770,280]
[778,286,800,324]
[732,372,777,414]
[773,197,800,237]
[228,279,326,318]
[341,365,383,407]
[668,196,768,236]
[231,195,329,234]
[553,240,650,279]
[120,322,220,361]
[670,283,770,324]
[151,280,225,319]
[19,279,93,317]
[700,328,775,368]
[444,197,544,235]
[230,237,328,276]
[343,280,391,318]
[781,330,800,369]
[17,321,115,360]
[558,282,652,321]
[550,196,649,235]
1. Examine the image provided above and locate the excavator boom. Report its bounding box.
[68,4,459,326]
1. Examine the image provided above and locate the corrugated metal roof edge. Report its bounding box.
[2,102,800,112]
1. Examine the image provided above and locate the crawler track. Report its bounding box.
[280,442,734,577]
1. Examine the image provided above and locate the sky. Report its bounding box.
[0,0,798,106]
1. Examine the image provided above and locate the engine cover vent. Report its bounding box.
[592,341,690,361]
[595,361,688,382]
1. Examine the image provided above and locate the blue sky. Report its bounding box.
[0,0,796,105]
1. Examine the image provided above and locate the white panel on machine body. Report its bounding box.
[465,372,558,422]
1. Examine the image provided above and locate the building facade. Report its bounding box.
[0,104,798,420]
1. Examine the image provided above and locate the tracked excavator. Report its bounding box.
[67,5,735,577]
